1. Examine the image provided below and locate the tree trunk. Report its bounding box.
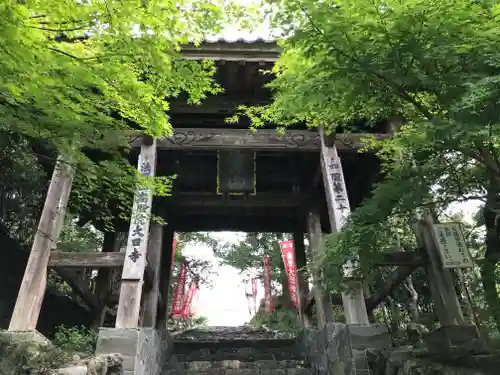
[482,177,500,332]
[387,296,401,333]
[405,276,420,323]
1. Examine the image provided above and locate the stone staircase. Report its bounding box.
[164,326,312,375]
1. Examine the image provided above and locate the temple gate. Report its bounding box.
[6,40,479,374]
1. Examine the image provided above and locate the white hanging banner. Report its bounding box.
[431,223,473,268]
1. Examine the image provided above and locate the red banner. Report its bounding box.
[171,237,177,269]
[263,255,274,312]
[279,240,300,308]
[190,286,200,317]
[171,262,187,316]
[181,281,197,318]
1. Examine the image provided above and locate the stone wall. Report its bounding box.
[96,328,173,375]
[300,324,391,375]
[380,347,498,375]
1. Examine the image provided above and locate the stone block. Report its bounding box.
[4,330,51,346]
[423,325,488,355]
[225,370,260,375]
[286,369,312,375]
[347,324,391,351]
[96,327,173,375]
[300,323,391,375]
[96,328,140,359]
[259,370,285,375]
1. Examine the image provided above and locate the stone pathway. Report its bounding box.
[164,326,312,374]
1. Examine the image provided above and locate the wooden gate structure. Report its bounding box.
[8,40,439,333]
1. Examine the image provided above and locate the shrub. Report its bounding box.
[0,332,70,375]
[53,325,97,355]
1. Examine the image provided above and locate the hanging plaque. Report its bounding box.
[217,150,255,194]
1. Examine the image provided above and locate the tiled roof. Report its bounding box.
[204,36,276,44]
[182,35,280,62]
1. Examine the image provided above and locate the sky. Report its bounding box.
[181,232,266,326]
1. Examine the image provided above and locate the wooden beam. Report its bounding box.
[9,156,75,331]
[166,192,308,208]
[156,227,174,329]
[131,128,390,152]
[307,209,334,325]
[140,224,164,327]
[170,97,271,114]
[180,41,281,62]
[365,265,418,311]
[49,251,125,268]
[375,251,424,266]
[48,251,155,288]
[92,232,118,328]
[171,213,301,232]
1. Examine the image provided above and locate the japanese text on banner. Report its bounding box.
[279,240,300,308]
[171,263,187,316]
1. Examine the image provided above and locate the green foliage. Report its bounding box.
[53,325,98,355]
[0,132,48,246]
[0,332,70,375]
[58,215,103,253]
[168,316,208,332]
[248,0,500,301]
[215,232,303,285]
[250,307,301,333]
[0,0,252,226]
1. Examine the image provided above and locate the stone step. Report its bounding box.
[184,359,308,370]
[173,338,301,362]
[165,368,312,375]
[164,359,312,375]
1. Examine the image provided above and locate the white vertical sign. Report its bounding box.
[319,134,355,276]
[431,223,473,268]
[320,144,351,231]
[122,140,157,280]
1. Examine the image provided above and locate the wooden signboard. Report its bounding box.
[432,223,473,268]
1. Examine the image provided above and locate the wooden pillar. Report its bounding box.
[307,209,334,325]
[140,223,164,327]
[156,226,174,329]
[415,213,464,325]
[293,230,312,327]
[9,156,74,331]
[115,139,157,329]
[92,232,119,328]
[319,129,370,325]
